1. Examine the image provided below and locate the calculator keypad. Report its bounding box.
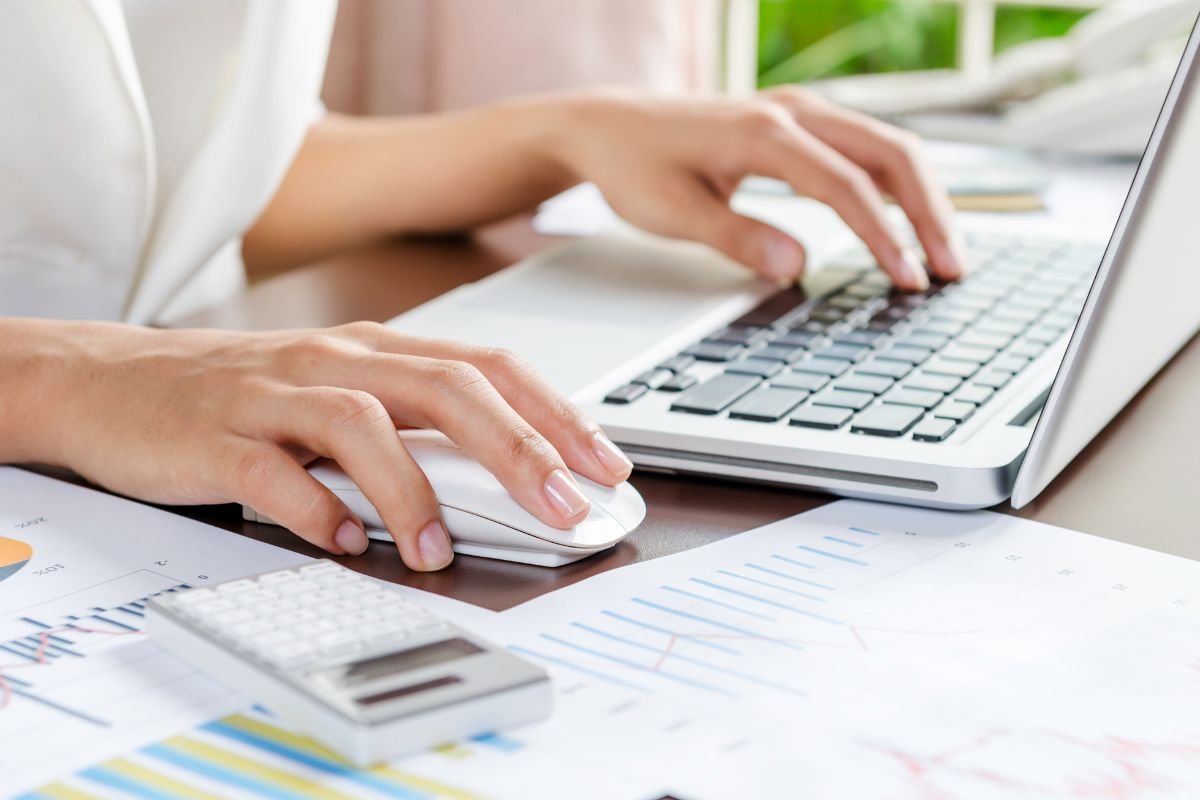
[164,562,446,670]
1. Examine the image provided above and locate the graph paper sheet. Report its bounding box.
[8,468,1200,799]
[486,499,1200,799]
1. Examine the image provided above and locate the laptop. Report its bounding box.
[387,19,1200,511]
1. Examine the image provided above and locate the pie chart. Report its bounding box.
[0,537,32,582]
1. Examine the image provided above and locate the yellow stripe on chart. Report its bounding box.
[103,757,226,800]
[28,782,103,800]
[163,735,348,800]
[221,713,484,800]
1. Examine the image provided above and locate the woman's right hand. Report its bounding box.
[3,319,632,571]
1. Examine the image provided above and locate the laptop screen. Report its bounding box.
[1011,12,1200,507]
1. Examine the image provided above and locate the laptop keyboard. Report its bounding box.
[603,232,1102,443]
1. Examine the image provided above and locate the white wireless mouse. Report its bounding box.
[243,430,646,567]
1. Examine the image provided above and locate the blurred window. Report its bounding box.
[754,0,1106,86]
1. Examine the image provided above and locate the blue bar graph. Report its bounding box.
[849,526,881,536]
[601,610,742,655]
[540,634,734,696]
[631,598,804,650]
[745,563,835,591]
[717,569,828,602]
[771,554,818,570]
[823,536,864,548]
[796,545,868,567]
[509,645,653,693]
[661,585,777,621]
[690,579,842,625]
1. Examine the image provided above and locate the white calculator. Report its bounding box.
[146,561,551,766]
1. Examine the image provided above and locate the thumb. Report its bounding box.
[681,190,807,283]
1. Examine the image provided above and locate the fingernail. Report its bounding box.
[335,519,369,556]
[929,240,963,280]
[544,469,590,520]
[592,431,633,476]
[764,233,804,282]
[417,520,454,570]
[902,249,930,291]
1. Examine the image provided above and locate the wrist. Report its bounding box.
[0,319,105,466]
[513,88,638,188]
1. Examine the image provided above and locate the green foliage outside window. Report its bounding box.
[758,0,1088,86]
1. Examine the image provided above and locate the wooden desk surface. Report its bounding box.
[178,219,1200,611]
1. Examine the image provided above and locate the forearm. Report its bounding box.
[243,94,582,275]
[0,318,91,466]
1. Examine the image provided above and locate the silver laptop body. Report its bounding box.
[388,19,1200,511]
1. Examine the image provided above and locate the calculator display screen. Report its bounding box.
[339,637,483,688]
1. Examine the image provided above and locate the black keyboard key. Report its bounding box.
[754,345,807,364]
[684,341,744,362]
[604,384,648,405]
[857,358,913,380]
[832,330,887,347]
[918,319,967,338]
[894,331,949,351]
[955,385,994,405]
[670,374,761,415]
[940,343,996,364]
[657,355,696,373]
[812,388,874,411]
[835,373,894,395]
[959,331,1012,351]
[923,358,980,379]
[812,343,870,363]
[660,373,698,393]
[876,345,933,366]
[729,388,809,422]
[733,287,809,327]
[850,405,924,438]
[708,325,771,347]
[772,371,830,392]
[632,369,673,389]
[726,358,783,379]
[883,388,944,410]
[792,357,851,377]
[789,405,853,431]
[904,373,961,394]
[773,330,821,348]
[912,417,957,442]
[827,293,867,312]
[934,400,976,423]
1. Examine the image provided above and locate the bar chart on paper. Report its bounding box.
[499,501,1200,798]
[0,468,311,795]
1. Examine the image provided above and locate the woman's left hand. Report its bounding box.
[551,86,966,292]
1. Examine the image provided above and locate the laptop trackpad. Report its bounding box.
[385,235,764,396]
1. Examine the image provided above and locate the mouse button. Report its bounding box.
[308,460,360,492]
[544,507,629,548]
[575,477,647,533]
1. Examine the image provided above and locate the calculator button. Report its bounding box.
[312,571,355,587]
[276,579,319,596]
[297,590,340,608]
[259,570,300,586]
[230,619,275,639]
[233,590,278,607]
[315,631,362,657]
[306,619,339,636]
[267,641,318,669]
[251,630,295,652]
[403,614,447,636]
[173,588,217,606]
[192,599,238,618]
[343,611,382,627]
[299,562,341,577]
[211,609,255,627]
[336,581,377,598]
[258,600,291,617]
[275,609,319,628]
[324,601,359,617]
[361,622,407,646]
[215,579,257,595]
